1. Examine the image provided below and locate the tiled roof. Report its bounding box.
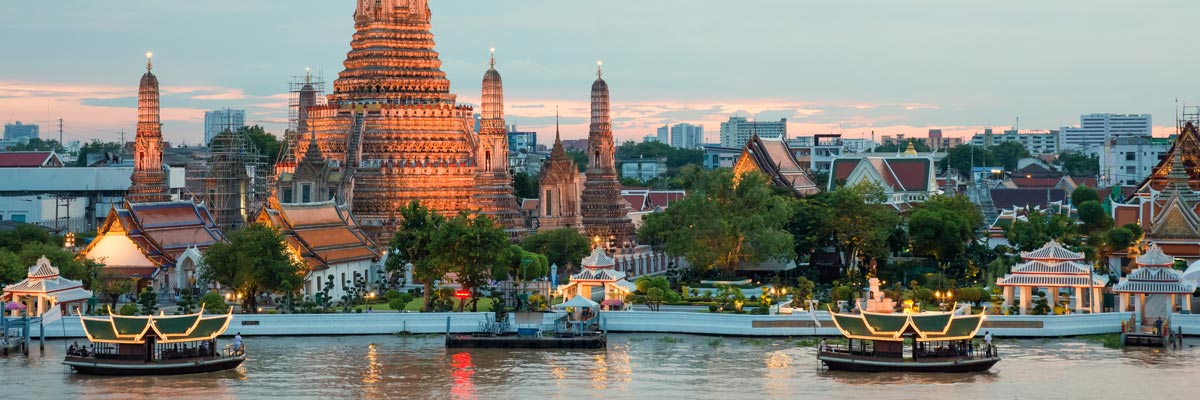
[1136,244,1174,266]
[1020,240,1085,261]
[990,188,1065,210]
[520,199,539,212]
[997,274,1106,287]
[82,201,226,273]
[571,267,626,282]
[622,194,648,212]
[256,201,379,269]
[0,152,58,168]
[580,247,614,268]
[646,191,686,209]
[1009,177,1061,188]
[736,136,819,196]
[832,156,933,193]
[26,256,59,278]
[1010,260,1092,274]
[1113,266,1196,294]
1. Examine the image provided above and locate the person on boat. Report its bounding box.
[68,342,77,356]
[820,338,827,352]
[1154,317,1163,335]
[984,331,993,357]
[233,332,243,352]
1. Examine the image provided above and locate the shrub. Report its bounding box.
[199,292,230,313]
[388,297,409,311]
[118,303,138,316]
[708,305,718,312]
[385,290,403,300]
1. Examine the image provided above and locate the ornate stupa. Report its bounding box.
[127,52,172,203]
[470,49,524,234]
[579,62,636,248]
[537,112,584,231]
[296,0,492,245]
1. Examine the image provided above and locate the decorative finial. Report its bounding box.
[597,60,603,78]
[145,51,153,71]
[489,47,496,68]
[305,67,311,84]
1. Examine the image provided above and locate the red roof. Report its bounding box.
[520,199,539,212]
[255,201,379,269]
[832,157,932,192]
[0,152,59,168]
[1009,177,1060,188]
[622,194,648,212]
[646,191,686,209]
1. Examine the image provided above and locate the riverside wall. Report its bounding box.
[29,311,1196,339]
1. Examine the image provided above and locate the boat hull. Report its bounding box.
[64,355,246,376]
[819,353,999,373]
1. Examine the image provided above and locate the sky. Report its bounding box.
[2,0,1198,147]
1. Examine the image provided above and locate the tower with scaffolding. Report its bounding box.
[203,115,268,232]
[276,68,326,177]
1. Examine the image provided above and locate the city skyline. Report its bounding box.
[2,0,1197,146]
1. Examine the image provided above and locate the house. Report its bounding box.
[0,151,64,168]
[255,200,380,301]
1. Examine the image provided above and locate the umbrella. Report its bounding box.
[5,302,26,311]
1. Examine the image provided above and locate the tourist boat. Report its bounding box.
[818,308,1000,373]
[63,307,245,375]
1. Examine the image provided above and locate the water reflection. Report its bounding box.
[450,352,475,400]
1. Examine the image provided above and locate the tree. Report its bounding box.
[990,141,1031,171]
[73,140,124,167]
[199,291,229,313]
[138,287,158,315]
[632,275,677,311]
[520,228,590,279]
[239,126,282,168]
[1003,208,1076,251]
[1077,200,1111,234]
[94,270,135,310]
[1059,151,1099,176]
[566,150,589,172]
[908,194,984,286]
[387,201,446,312]
[945,145,994,179]
[505,245,549,295]
[638,169,794,275]
[1071,186,1099,206]
[787,197,834,259]
[0,249,23,285]
[200,223,304,313]
[874,140,931,154]
[823,182,898,275]
[431,212,510,311]
[512,172,539,199]
[5,138,65,152]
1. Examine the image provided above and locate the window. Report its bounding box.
[11,214,25,222]
[341,273,347,290]
[545,190,553,215]
[301,184,312,203]
[328,188,336,202]
[316,276,321,292]
[282,188,293,203]
[1125,152,1136,161]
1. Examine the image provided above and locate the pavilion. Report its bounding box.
[1,256,92,317]
[1113,244,1195,326]
[558,247,637,302]
[996,240,1105,314]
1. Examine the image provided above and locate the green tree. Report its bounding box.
[73,140,124,167]
[945,145,995,179]
[1059,151,1099,176]
[94,270,135,310]
[137,287,158,315]
[431,212,510,311]
[387,201,446,312]
[5,138,65,152]
[638,169,794,275]
[200,223,304,313]
[787,197,834,259]
[824,182,898,274]
[1071,186,1100,206]
[239,125,282,167]
[908,194,984,287]
[874,140,932,154]
[1077,200,1111,234]
[520,228,590,279]
[632,275,678,311]
[991,141,1031,171]
[199,291,229,313]
[512,171,539,199]
[0,249,23,284]
[566,149,589,172]
[1003,208,1076,251]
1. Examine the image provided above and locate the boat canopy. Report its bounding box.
[829,310,986,342]
[80,306,233,345]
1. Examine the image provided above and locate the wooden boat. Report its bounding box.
[63,307,245,376]
[818,309,1000,373]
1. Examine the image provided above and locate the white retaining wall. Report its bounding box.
[27,313,492,339]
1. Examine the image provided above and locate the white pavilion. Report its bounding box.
[1,256,92,317]
[558,247,637,302]
[997,240,1105,314]
[1113,244,1196,326]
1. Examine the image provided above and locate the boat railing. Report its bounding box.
[818,341,999,360]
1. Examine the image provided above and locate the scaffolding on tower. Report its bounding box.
[204,114,268,232]
[277,69,326,177]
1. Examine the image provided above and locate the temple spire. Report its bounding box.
[145,51,153,71]
[596,60,603,78]
[489,47,496,68]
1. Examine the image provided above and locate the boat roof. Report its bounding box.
[828,309,986,342]
[79,306,233,344]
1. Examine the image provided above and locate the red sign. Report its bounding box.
[454,290,470,299]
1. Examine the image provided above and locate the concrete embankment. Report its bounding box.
[28,311,1200,339]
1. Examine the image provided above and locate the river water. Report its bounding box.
[3,334,1198,399]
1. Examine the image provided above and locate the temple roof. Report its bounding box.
[1,257,92,304]
[829,311,985,342]
[81,201,225,275]
[1019,240,1085,261]
[1130,122,1200,198]
[734,135,819,197]
[255,200,380,269]
[581,247,615,268]
[80,309,232,345]
[831,156,934,194]
[1113,266,1196,294]
[1137,243,1174,266]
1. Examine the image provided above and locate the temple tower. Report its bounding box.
[127,52,172,203]
[538,113,584,231]
[471,49,524,234]
[580,62,636,248]
[298,0,478,245]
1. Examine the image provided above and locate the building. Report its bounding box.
[734,135,819,197]
[472,52,524,233]
[619,157,666,181]
[277,135,344,205]
[788,134,844,172]
[255,200,381,301]
[701,144,741,169]
[1060,113,1151,151]
[558,247,637,302]
[995,240,1105,315]
[286,1,519,246]
[537,123,583,231]
[842,138,876,154]
[1112,244,1195,322]
[656,125,669,144]
[720,116,786,148]
[507,127,537,156]
[1112,124,1200,271]
[669,123,703,149]
[1084,136,1170,187]
[830,143,940,209]
[641,135,659,144]
[969,128,1059,154]
[1,256,93,317]
[127,54,173,204]
[203,109,246,146]
[0,152,64,168]
[3,121,39,142]
[580,64,637,248]
[928,129,943,150]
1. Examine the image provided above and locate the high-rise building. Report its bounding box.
[1060,113,1151,150]
[580,63,636,249]
[1085,136,1171,187]
[507,125,537,155]
[970,129,1059,155]
[127,53,171,203]
[670,123,703,149]
[656,125,669,144]
[928,129,943,150]
[3,121,39,142]
[719,116,786,148]
[203,109,245,146]
[642,135,659,143]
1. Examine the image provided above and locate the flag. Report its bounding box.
[41,305,63,325]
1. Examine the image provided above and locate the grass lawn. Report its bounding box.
[398,297,495,312]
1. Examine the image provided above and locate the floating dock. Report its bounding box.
[445,334,606,349]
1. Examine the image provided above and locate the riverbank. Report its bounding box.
[23,311,1200,339]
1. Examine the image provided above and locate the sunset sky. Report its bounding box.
[2,0,1197,146]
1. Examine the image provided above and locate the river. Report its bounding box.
[3,334,1198,399]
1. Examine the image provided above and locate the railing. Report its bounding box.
[818,341,999,360]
